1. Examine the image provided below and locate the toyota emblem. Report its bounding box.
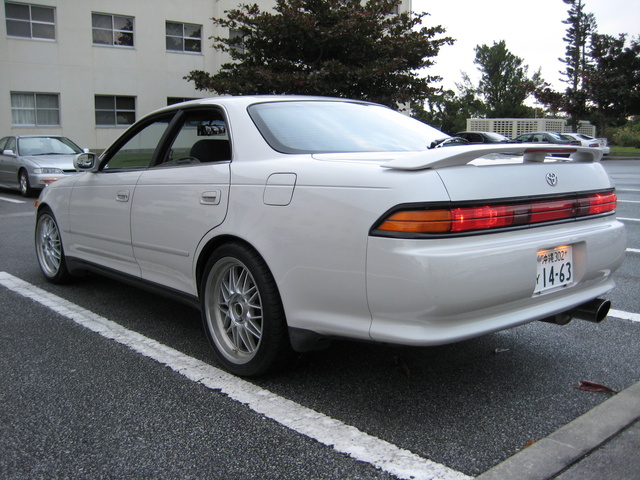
[546,173,558,186]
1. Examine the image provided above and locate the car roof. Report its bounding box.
[161,94,369,110]
[145,95,374,119]
[14,134,67,139]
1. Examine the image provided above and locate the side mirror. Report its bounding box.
[74,152,97,171]
[2,149,16,156]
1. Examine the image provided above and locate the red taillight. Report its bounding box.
[585,192,617,215]
[449,205,528,231]
[375,192,617,235]
[530,199,575,223]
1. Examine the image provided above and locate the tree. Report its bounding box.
[412,72,484,134]
[185,0,454,108]
[560,0,597,129]
[585,34,640,133]
[473,40,540,118]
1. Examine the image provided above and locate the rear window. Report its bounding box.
[248,101,444,154]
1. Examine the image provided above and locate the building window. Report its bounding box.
[11,92,60,126]
[167,97,198,106]
[95,95,136,126]
[92,13,134,47]
[229,29,245,54]
[166,21,201,53]
[5,2,55,40]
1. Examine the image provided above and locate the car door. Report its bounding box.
[67,114,174,277]
[0,137,9,184]
[0,137,17,186]
[131,108,232,295]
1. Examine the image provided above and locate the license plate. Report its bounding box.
[535,245,573,294]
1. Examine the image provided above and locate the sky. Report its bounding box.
[412,0,640,93]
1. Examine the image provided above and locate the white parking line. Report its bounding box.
[619,217,640,222]
[618,200,640,204]
[0,196,26,204]
[0,272,470,480]
[627,248,640,254]
[609,309,640,323]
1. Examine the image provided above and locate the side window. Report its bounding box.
[6,137,16,152]
[102,116,173,171]
[0,137,8,151]
[156,110,231,168]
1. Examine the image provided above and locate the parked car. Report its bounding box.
[514,132,580,157]
[454,131,513,144]
[597,137,611,156]
[563,133,610,156]
[35,96,626,376]
[514,131,581,146]
[429,136,469,148]
[0,135,84,196]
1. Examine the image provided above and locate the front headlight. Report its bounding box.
[34,167,64,174]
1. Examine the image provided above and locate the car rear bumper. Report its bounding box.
[366,216,626,345]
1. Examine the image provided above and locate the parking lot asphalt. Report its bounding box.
[476,379,640,479]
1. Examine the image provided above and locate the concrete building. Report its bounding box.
[466,117,597,139]
[1,0,411,150]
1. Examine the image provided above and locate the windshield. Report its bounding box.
[248,101,445,154]
[18,136,83,156]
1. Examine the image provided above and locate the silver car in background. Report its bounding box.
[34,96,627,376]
[0,135,84,196]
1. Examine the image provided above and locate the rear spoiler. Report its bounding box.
[382,144,603,171]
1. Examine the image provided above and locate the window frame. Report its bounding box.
[165,21,202,53]
[10,92,60,127]
[5,2,55,40]
[91,12,134,47]
[95,95,136,127]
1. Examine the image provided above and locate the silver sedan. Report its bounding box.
[0,135,84,196]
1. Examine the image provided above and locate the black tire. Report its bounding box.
[35,208,73,284]
[19,170,36,197]
[200,243,292,376]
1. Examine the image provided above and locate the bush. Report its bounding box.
[610,119,640,147]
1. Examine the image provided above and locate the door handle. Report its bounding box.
[201,190,221,205]
[116,190,130,202]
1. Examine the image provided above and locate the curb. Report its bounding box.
[475,381,640,480]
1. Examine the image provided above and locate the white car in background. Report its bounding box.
[34,96,627,376]
[563,133,610,156]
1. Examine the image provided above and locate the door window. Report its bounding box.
[102,116,173,170]
[155,110,231,168]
